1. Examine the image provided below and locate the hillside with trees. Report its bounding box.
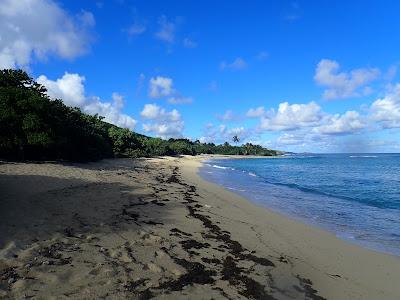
[0,69,280,162]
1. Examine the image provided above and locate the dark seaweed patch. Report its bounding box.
[295,276,327,300]
[180,239,210,250]
[159,258,216,291]
[170,228,192,237]
[221,256,276,300]
[143,220,163,225]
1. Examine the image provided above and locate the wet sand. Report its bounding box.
[0,156,399,299]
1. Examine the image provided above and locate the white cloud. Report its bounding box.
[155,15,175,44]
[149,76,174,98]
[256,101,366,140]
[0,0,94,69]
[140,104,184,138]
[37,73,86,107]
[259,102,323,131]
[141,104,180,121]
[246,106,265,118]
[148,75,192,104]
[183,38,197,48]
[37,73,137,129]
[314,111,365,135]
[370,83,400,128]
[220,57,247,71]
[314,59,380,99]
[276,133,306,146]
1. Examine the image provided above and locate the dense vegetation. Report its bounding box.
[0,69,279,162]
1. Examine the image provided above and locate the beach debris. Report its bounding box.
[158,258,216,291]
[170,228,192,237]
[180,239,210,251]
[0,267,20,288]
[295,276,327,300]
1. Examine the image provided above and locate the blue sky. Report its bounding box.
[1,0,400,152]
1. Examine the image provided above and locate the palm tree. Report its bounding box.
[232,135,240,155]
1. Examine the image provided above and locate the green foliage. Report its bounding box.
[0,69,279,162]
[0,69,112,161]
[108,126,141,157]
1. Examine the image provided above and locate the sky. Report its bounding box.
[1,0,400,153]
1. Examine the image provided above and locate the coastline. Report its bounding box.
[179,155,400,299]
[196,154,400,256]
[0,156,399,299]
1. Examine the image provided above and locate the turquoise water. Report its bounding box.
[199,154,400,256]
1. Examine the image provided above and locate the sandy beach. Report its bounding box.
[1,156,399,299]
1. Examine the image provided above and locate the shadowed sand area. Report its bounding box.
[0,156,399,299]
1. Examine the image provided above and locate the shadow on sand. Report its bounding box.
[0,172,168,250]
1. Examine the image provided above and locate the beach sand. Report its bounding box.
[0,156,399,299]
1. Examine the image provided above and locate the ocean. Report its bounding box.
[199,153,400,256]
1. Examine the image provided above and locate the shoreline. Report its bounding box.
[0,157,399,299]
[178,155,400,299]
[196,155,400,258]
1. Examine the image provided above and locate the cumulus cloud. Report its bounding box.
[256,101,366,141]
[141,103,180,120]
[37,73,137,129]
[148,76,192,104]
[149,76,174,98]
[370,83,400,128]
[314,59,380,99]
[0,0,94,69]
[220,57,247,71]
[37,73,86,107]
[155,15,175,44]
[259,102,323,131]
[246,106,265,118]
[315,111,365,135]
[140,104,184,138]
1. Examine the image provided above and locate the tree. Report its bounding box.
[0,69,280,161]
[0,69,113,161]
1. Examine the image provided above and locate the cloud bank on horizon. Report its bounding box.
[1,0,400,152]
